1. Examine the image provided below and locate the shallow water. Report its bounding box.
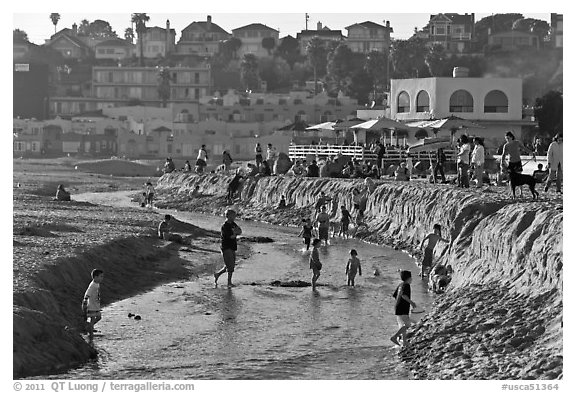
[52,192,434,380]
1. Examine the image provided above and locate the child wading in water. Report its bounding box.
[419,224,449,279]
[309,239,323,289]
[298,218,314,251]
[390,270,417,348]
[339,206,352,238]
[345,249,362,286]
[82,269,104,344]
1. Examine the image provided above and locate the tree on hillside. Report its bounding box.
[512,18,550,41]
[124,28,135,43]
[306,37,328,95]
[365,50,389,93]
[348,69,373,105]
[241,54,260,92]
[131,13,150,66]
[258,57,291,92]
[390,38,429,78]
[326,44,354,93]
[534,90,562,136]
[14,29,29,43]
[49,13,60,34]
[77,19,118,39]
[276,35,301,69]
[475,13,524,49]
[425,44,447,77]
[262,37,276,56]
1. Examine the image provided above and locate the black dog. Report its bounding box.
[508,170,538,199]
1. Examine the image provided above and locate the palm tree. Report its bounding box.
[124,28,135,44]
[131,13,150,66]
[306,37,326,96]
[49,13,60,34]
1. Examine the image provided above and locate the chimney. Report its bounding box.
[207,15,212,30]
[166,20,170,55]
[453,67,469,78]
[386,20,390,28]
[317,21,322,30]
[72,23,77,36]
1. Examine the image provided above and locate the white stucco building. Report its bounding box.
[391,72,534,148]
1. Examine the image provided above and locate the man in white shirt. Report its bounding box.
[471,137,485,187]
[545,133,563,193]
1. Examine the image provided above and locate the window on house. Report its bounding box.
[195,73,200,83]
[416,90,430,112]
[397,91,410,113]
[484,90,509,113]
[435,26,446,35]
[449,90,474,112]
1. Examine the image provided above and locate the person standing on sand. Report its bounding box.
[309,238,323,290]
[255,143,263,167]
[345,249,362,286]
[500,131,533,174]
[419,224,449,279]
[82,269,104,344]
[315,206,331,246]
[145,181,155,208]
[390,270,417,348]
[456,135,471,188]
[544,133,563,194]
[196,145,209,173]
[471,137,485,188]
[214,209,242,287]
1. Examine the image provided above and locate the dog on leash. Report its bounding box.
[508,170,538,199]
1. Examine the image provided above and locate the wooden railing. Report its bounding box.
[288,144,457,163]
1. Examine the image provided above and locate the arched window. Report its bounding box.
[484,90,509,113]
[416,90,430,112]
[397,91,410,113]
[449,90,474,112]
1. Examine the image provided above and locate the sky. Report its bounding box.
[13,6,552,45]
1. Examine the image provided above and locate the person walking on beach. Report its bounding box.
[456,135,471,188]
[255,143,263,167]
[315,191,332,213]
[544,133,563,193]
[500,131,533,174]
[196,145,209,174]
[419,224,449,279]
[82,269,104,344]
[315,206,331,246]
[222,150,233,172]
[309,238,323,290]
[390,270,417,348]
[434,148,447,183]
[299,218,315,251]
[339,205,352,238]
[471,137,485,188]
[266,143,277,169]
[345,249,362,286]
[145,181,155,208]
[214,209,242,287]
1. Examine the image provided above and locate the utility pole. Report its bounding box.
[305,13,309,30]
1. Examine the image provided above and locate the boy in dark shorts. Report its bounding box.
[390,270,417,347]
[214,209,242,287]
[82,269,104,344]
[338,205,352,239]
[419,224,449,279]
[298,218,314,250]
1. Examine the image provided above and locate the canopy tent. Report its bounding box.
[332,117,365,131]
[351,117,410,131]
[407,136,452,153]
[305,121,337,131]
[278,120,310,131]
